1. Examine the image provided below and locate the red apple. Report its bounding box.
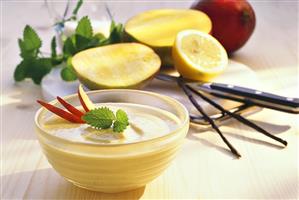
[191,0,256,54]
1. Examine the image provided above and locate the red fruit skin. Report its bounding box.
[37,100,85,123]
[57,96,85,118]
[191,0,256,54]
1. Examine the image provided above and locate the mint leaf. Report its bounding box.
[66,56,73,68]
[14,60,28,81]
[113,121,128,133]
[113,109,129,132]
[51,54,64,66]
[29,58,52,84]
[14,58,52,84]
[116,109,129,125]
[109,21,124,44]
[82,107,116,129]
[75,34,92,51]
[63,36,77,56]
[15,26,53,84]
[18,39,38,58]
[94,33,106,40]
[61,57,77,81]
[76,16,93,39]
[18,25,42,59]
[83,107,130,132]
[22,25,42,52]
[61,66,77,81]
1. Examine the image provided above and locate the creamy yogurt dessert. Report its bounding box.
[42,103,180,145]
[35,90,189,193]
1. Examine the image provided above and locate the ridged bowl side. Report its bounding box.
[37,126,188,193]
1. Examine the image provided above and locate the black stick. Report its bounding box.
[187,85,287,146]
[177,77,241,158]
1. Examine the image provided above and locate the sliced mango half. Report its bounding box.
[72,43,161,89]
[125,9,212,67]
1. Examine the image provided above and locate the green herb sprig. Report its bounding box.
[14,2,124,84]
[82,107,129,133]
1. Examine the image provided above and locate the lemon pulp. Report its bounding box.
[173,30,228,81]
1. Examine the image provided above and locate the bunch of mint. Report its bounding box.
[82,107,129,133]
[14,16,124,84]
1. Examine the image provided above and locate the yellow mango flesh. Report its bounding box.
[125,9,211,46]
[72,43,161,89]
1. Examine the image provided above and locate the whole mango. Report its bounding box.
[191,0,256,54]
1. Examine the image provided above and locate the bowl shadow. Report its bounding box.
[2,168,146,199]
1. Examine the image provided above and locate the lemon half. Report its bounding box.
[173,30,228,81]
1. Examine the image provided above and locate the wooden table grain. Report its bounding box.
[1,1,298,199]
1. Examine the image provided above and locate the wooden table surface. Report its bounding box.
[1,1,298,199]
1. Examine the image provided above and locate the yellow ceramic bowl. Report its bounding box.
[35,90,189,193]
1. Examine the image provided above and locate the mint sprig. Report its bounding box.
[18,25,42,59]
[82,107,129,133]
[14,0,124,85]
[76,16,93,38]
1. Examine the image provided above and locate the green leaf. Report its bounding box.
[113,109,129,132]
[94,33,106,40]
[63,36,77,56]
[29,58,52,84]
[76,16,93,39]
[17,25,42,59]
[116,109,129,125]
[60,67,77,81]
[61,58,77,81]
[87,37,101,47]
[75,34,92,51]
[14,26,53,84]
[72,0,83,16]
[110,20,116,32]
[89,33,108,47]
[50,36,64,65]
[109,21,124,44]
[60,59,77,82]
[14,60,28,82]
[14,58,52,84]
[18,38,38,59]
[22,25,42,52]
[51,54,64,66]
[66,56,73,68]
[113,121,128,133]
[82,107,116,129]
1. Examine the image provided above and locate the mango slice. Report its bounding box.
[72,43,161,89]
[125,9,212,67]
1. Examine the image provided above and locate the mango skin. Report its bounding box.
[124,33,173,67]
[76,71,158,90]
[124,9,212,67]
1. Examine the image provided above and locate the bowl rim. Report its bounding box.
[35,89,189,148]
